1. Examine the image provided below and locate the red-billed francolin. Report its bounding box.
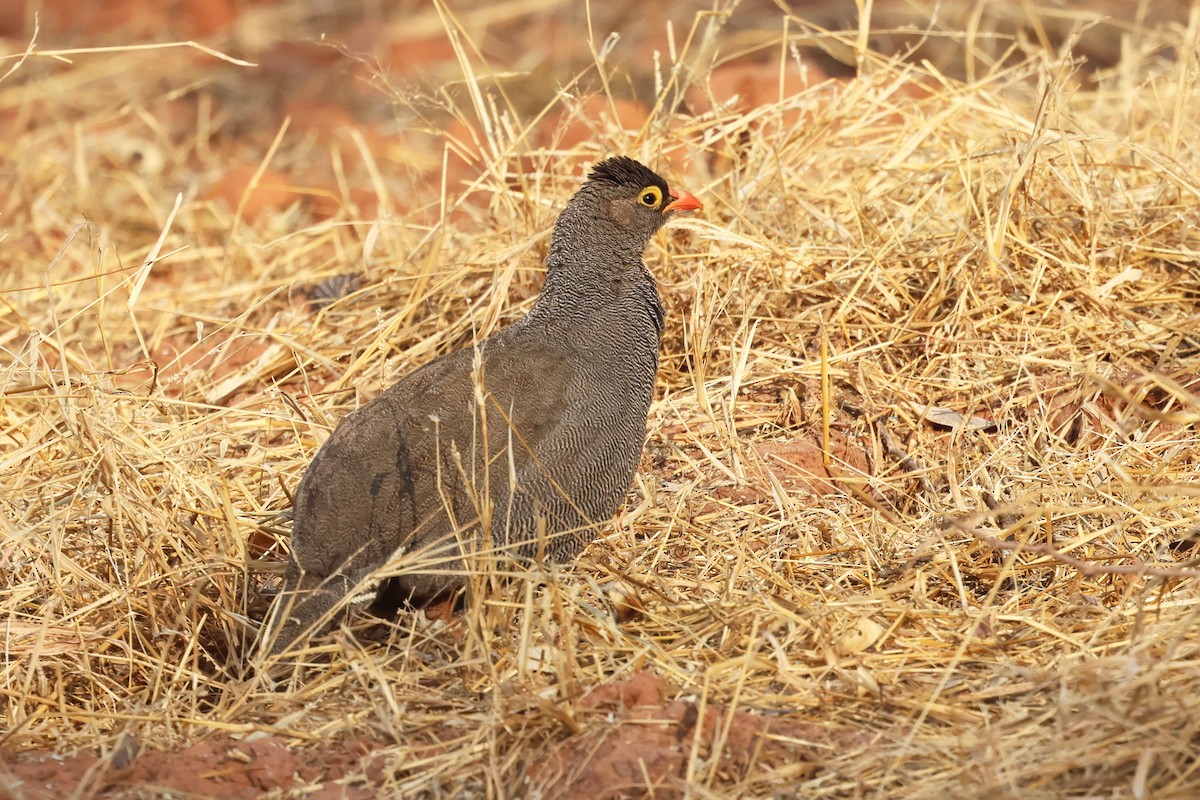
[259,156,702,657]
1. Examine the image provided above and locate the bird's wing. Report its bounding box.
[477,337,577,456]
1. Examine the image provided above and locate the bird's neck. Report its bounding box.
[528,252,665,337]
[522,199,665,338]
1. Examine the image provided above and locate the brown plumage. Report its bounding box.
[258,156,702,657]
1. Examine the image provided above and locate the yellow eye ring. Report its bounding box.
[638,185,663,208]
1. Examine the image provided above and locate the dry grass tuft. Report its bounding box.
[3,2,1200,797]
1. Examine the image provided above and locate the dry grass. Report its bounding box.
[4,1,1200,797]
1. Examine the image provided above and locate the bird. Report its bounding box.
[257,156,702,658]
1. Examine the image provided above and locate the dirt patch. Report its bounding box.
[0,735,383,800]
[1,673,852,799]
[527,671,853,799]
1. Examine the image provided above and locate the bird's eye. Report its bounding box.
[638,186,663,208]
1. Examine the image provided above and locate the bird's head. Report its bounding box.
[537,156,700,324]
[553,156,702,258]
